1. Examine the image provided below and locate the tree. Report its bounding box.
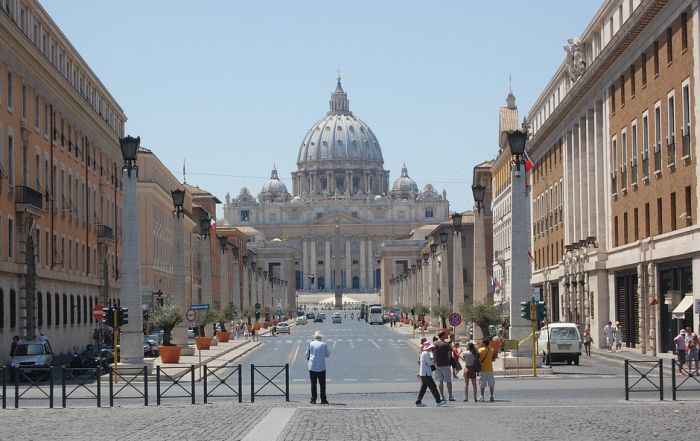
[241,307,254,324]
[148,304,183,346]
[196,309,218,337]
[415,304,430,316]
[431,304,452,329]
[218,306,236,332]
[460,300,501,337]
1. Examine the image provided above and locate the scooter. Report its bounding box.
[143,339,159,358]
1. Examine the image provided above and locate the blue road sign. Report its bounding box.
[190,304,210,311]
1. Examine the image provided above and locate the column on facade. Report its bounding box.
[422,260,429,306]
[647,262,657,356]
[367,239,374,289]
[439,254,449,307]
[310,239,317,289]
[637,264,647,354]
[452,230,464,315]
[582,272,590,329]
[364,171,370,194]
[346,170,352,193]
[359,240,366,289]
[201,237,213,334]
[593,101,606,242]
[220,250,229,310]
[327,171,333,193]
[302,239,310,289]
[345,239,352,289]
[172,210,193,355]
[324,239,331,289]
[586,108,597,237]
[232,258,240,313]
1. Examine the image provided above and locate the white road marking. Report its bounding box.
[356,338,364,342]
[333,339,337,350]
[343,378,357,381]
[369,378,382,381]
[393,378,408,381]
[368,339,381,349]
[288,342,300,365]
[336,339,344,342]
[292,378,305,382]
[242,408,296,441]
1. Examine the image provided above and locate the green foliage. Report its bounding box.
[220,306,236,322]
[431,304,452,329]
[148,304,183,346]
[415,304,430,316]
[460,300,501,337]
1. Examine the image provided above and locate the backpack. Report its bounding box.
[475,349,489,373]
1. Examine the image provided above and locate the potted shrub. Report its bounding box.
[148,304,183,364]
[431,304,452,334]
[195,309,217,350]
[216,307,235,342]
[416,304,431,330]
[460,300,502,339]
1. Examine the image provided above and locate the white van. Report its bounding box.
[537,323,582,365]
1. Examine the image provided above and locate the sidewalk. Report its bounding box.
[385,321,551,376]
[589,345,677,364]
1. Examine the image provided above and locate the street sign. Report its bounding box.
[190,304,210,311]
[276,308,282,316]
[531,288,540,300]
[186,309,197,322]
[448,312,462,327]
[254,303,261,310]
[92,304,104,321]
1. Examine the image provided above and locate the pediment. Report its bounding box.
[311,212,366,225]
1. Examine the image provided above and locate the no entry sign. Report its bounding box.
[448,312,462,327]
[186,309,197,322]
[92,304,105,321]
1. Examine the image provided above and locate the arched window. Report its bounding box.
[9,289,16,329]
[62,293,68,326]
[37,292,43,327]
[352,276,359,290]
[317,277,325,290]
[55,293,60,326]
[46,293,52,327]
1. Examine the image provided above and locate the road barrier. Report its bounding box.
[14,367,54,408]
[156,365,195,405]
[109,366,148,407]
[0,367,5,409]
[624,359,663,401]
[250,364,289,403]
[204,363,242,403]
[61,367,101,408]
[671,360,700,401]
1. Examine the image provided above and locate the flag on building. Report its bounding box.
[524,150,534,172]
[527,249,535,262]
[493,277,501,291]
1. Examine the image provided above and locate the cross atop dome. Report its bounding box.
[329,76,351,115]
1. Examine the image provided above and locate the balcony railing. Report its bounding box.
[97,224,114,243]
[630,161,638,185]
[14,185,44,215]
[642,154,649,178]
[611,173,617,194]
[620,165,627,190]
[654,148,662,172]
[667,137,675,166]
[682,131,690,158]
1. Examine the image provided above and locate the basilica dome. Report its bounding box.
[260,167,290,202]
[297,77,384,171]
[391,165,418,193]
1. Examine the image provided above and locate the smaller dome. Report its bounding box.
[392,165,418,193]
[261,167,289,195]
[291,196,303,204]
[374,194,384,200]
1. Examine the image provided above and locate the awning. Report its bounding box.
[672,295,694,319]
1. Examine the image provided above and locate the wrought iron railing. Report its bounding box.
[15,186,43,210]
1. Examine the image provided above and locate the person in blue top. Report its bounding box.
[305,330,331,404]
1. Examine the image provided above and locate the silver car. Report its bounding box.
[10,340,53,373]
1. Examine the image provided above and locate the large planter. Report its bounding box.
[159,345,182,364]
[216,331,231,343]
[195,336,212,350]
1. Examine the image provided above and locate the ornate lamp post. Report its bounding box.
[198,212,214,334]
[170,188,194,355]
[118,135,144,366]
[451,212,464,324]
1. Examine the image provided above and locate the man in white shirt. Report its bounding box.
[305,330,331,404]
[603,321,614,353]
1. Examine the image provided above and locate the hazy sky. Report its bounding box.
[40,1,601,215]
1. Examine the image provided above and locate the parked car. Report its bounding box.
[314,315,323,323]
[277,322,291,334]
[296,316,308,325]
[332,313,342,324]
[319,312,326,320]
[306,312,315,320]
[10,340,53,375]
[537,322,582,365]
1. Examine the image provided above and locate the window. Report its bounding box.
[645,203,650,237]
[240,210,249,222]
[83,296,88,324]
[37,292,43,327]
[10,290,16,329]
[642,112,650,177]
[623,212,628,244]
[631,121,638,184]
[7,71,12,110]
[641,53,647,85]
[620,75,625,105]
[46,292,51,327]
[611,137,618,193]
[614,216,619,247]
[8,218,13,258]
[653,40,659,75]
[685,186,692,227]
[55,293,60,326]
[21,84,26,119]
[610,84,616,113]
[621,130,627,189]
[63,293,68,326]
[425,208,433,218]
[682,80,691,157]
[657,198,663,234]
[634,208,639,241]
[76,294,80,324]
[8,134,13,186]
[666,28,673,64]
[630,65,636,97]
[654,104,662,171]
[0,290,4,329]
[682,12,688,50]
[671,192,677,230]
[668,93,676,165]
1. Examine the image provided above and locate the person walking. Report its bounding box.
[583,327,593,356]
[461,342,478,402]
[478,337,496,402]
[305,330,331,404]
[415,341,447,407]
[603,320,614,353]
[687,334,699,376]
[9,335,19,357]
[615,322,623,352]
[452,342,462,379]
[674,329,687,374]
[433,331,455,401]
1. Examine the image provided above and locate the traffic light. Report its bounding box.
[255,310,261,322]
[118,307,129,326]
[104,306,115,328]
[536,301,547,322]
[520,301,531,320]
[410,307,415,318]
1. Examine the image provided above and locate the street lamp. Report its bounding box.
[472,184,486,213]
[430,243,437,255]
[507,129,528,176]
[439,231,449,248]
[451,212,463,231]
[199,213,212,238]
[422,252,429,264]
[217,235,228,253]
[120,135,140,177]
[171,188,185,217]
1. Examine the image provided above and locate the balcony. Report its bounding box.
[97,224,114,244]
[682,131,691,160]
[630,161,638,188]
[654,148,662,176]
[667,137,676,170]
[14,186,44,217]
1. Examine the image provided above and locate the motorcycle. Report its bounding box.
[144,339,159,358]
[70,344,110,375]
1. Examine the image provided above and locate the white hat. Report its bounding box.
[313,330,323,340]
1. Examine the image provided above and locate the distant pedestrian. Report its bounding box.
[433,331,455,401]
[452,342,462,378]
[251,325,257,342]
[615,322,623,352]
[9,335,19,357]
[583,327,593,356]
[603,321,614,353]
[38,331,49,344]
[305,330,331,405]
[415,341,447,407]
[461,342,478,402]
[478,337,496,402]
[674,329,687,374]
[687,335,699,376]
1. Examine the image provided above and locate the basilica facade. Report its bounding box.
[222,79,450,294]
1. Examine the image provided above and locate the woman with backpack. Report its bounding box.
[461,342,479,402]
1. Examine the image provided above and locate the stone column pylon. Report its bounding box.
[220,249,229,310]
[200,236,213,335]
[172,211,194,355]
[452,230,464,317]
[120,166,144,366]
